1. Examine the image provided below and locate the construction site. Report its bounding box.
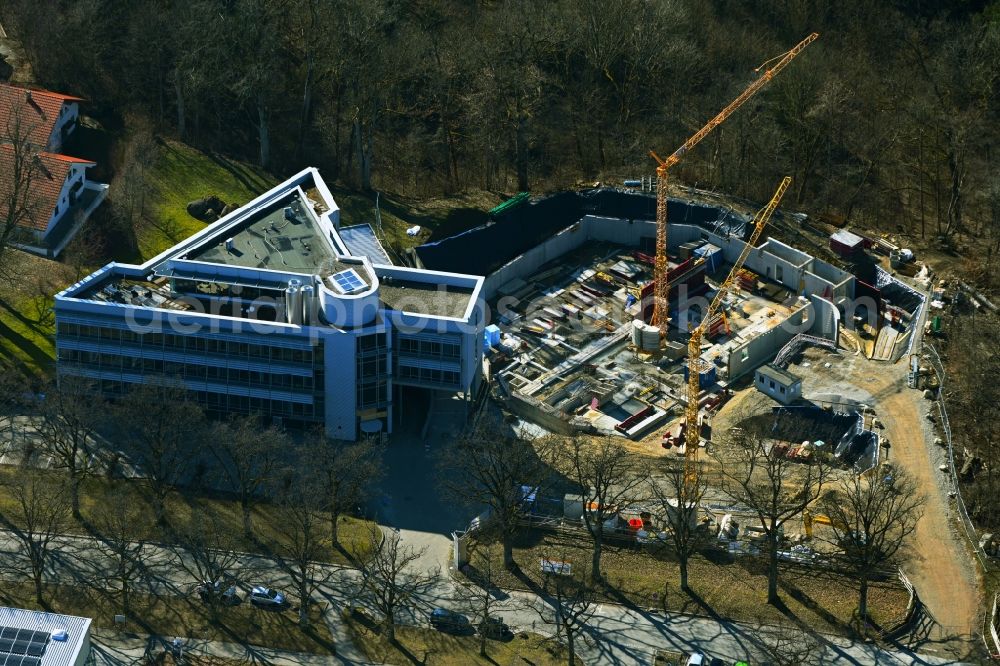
[410,35,962,626]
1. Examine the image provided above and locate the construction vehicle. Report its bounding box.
[802,508,848,539]
[649,33,819,332]
[682,177,792,489]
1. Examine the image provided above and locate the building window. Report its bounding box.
[769,380,775,389]
[780,386,785,394]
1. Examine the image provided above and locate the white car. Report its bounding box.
[249,586,286,608]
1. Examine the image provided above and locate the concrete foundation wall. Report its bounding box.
[505,391,584,436]
[808,294,840,343]
[484,223,589,298]
[728,301,814,380]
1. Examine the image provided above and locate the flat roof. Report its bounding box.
[187,191,335,272]
[757,363,802,386]
[339,224,392,265]
[830,229,864,247]
[379,279,474,319]
[0,606,91,666]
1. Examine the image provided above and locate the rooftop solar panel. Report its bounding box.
[0,627,47,664]
[330,269,366,294]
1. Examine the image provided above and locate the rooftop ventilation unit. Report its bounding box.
[328,268,366,295]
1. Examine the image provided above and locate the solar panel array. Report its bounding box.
[331,269,366,294]
[0,627,48,666]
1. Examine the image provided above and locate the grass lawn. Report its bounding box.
[328,186,501,256]
[0,468,374,566]
[0,582,334,654]
[0,252,78,376]
[139,140,276,261]
[346,617,571,666]
[138,138,499,261]
[471,530,910,636]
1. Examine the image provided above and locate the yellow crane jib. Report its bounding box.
[682,177,792,492]
[648,33,818,333]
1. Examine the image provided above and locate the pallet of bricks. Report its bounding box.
[735,268,757,292]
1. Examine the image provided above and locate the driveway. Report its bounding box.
[371,390,479,574]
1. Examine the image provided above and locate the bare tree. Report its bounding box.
[0,97,44,283]
[356,525,437,643]
[91,491,147,617]
[38,376,101,519]
[438,414,555,569]
[110,384,207,524]
[304,431,383,548]
[210,416,287,539]
[272,472,331,629]
[536,554,597,666]
[753,621,824,666]
[564,436,646,581]
[713,415,830,605]
[648,461,709,593]
[459,542,505,657]
[0,366,30,443]
[819,467,925,621]
[171,509,250,618]
[1,473,69,604]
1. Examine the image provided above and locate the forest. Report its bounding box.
[3,0,1000,532]
[4,0,999,288]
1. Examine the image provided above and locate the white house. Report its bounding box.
[0,84,107,257]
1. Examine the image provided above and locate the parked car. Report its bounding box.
[249,586,286,608]
[429,608,470,633]
[195,580,240,606]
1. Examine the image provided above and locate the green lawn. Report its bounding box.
[0,252,77,375]
[139,140,276,261]
[471,530,911,636]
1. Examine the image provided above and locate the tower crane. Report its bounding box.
[683,176,791,488]
[649,33,818,332]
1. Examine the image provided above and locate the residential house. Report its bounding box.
[0,83,108,257]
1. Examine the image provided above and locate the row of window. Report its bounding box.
[74,379,322,420]
[59,322,318,364]
[196,391,321,419]
[357,355,388,381]
[60,350,319,391]
[397,364,460,386]
[357,380,389,409]
[396,337,460,359]
[358,332,388,353]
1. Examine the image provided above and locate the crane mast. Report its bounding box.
[650,33,818,332]
[683,176,792,489]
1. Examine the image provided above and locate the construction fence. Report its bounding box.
[923,342,991,572]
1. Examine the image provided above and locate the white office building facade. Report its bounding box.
[54,168,485,440]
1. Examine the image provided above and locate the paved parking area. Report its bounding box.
[371,390,478,573]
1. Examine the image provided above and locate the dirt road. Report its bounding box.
[782,347,981,653]
[877,368,981,645]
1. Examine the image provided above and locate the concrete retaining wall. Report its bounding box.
[728,301,815,380]
[504,391,587,436]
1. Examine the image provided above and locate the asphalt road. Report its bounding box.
[0,529,969,666]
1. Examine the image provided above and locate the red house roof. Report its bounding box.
[0,147,94,231]
[0,84,83,149]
